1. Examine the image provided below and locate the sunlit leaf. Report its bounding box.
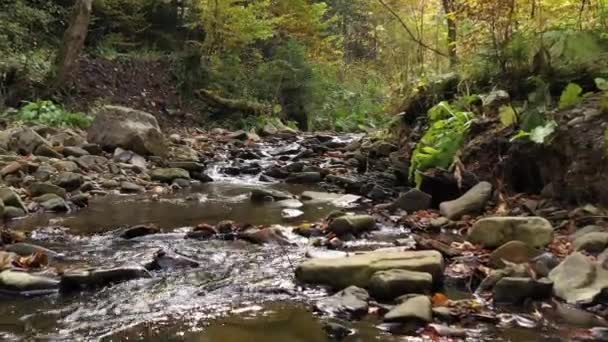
[558,83,583,110]
[499,105,517,127]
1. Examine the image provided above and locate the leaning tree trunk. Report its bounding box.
[441,0,458,67]
[53,0,93,89]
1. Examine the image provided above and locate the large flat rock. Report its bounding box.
[295,250,443,290]
[468,216,553,248]
[549,252,608,304]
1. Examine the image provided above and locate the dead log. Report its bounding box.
[197,89,271,115]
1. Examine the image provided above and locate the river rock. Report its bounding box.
[389,189,431,213]
[548,252,608,304]
[0,270,59,292]
[186,224,218,240]
[120,181,145,193]
[315,286,369,318]
[88,105,167,156]
[489,241,539,269]
[62,146,89,157]
[573,232,608,254]
[60,265,152,292]
[0,161,21,176]
[286,172,322,184]
[29,182,67,198]
[275,199,304,209]
[143,249,200,270]
[7,127,50,155]
[493,277,553,303]
[237,227,291,245]
[53,172,84,191]
[167,161,205,172]
[0,187,26,212]
[251,188,293,202]
[282,209,304,220]
[328,215,376,236]
[439,181,492,220]
[384,295,432,324]
[119,225,160,239]
[4,243,63,260]
[34,144,62,158]
[369,269,433,300]
[39,194,69,212]
[53,160,80,172]
[150,168,190,183]
[573,225,604,240]
[296,250,444,289]
[467,217,553,248]
[4,206,25,219]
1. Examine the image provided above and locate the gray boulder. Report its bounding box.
[39,195,69,212]
[0,270,59,292]
[29,182,67,198]
[439,181,492,220]
[549,252,608,304]
[286,172,322,184]
[7,127,50,155]
[384,295,432,324]
[328,215,376,236]
[315,286,369,318]
[60,265,152,292]
[468,217,553,248]
[0,187,26,212]
[369,269,433,300]
[573,232,608,254]
[251,188,293,202]
[149,168,190,183]
[296,250,444,290]
[389,189,431,213]
[53,172,84,191]
[88,105,167,156]
[493,277,552,303]
[489,240,539,269]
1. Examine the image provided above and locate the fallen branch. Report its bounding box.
[197,89,271,115]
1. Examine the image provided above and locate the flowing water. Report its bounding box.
[0,136,596,342]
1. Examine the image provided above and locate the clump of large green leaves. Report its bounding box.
[9,100,92,129]
[409,102,474,187]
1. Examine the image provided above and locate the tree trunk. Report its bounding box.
[53,0,93,89]
[441,0,458,66]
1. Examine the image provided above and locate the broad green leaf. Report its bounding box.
[528,120,558,144]
[558,83,583,110]
[595,78,608,91]
[499,105,518,127]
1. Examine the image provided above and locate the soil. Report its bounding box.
[55,55,206,130]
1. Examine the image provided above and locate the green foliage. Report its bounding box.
[558,83,584,109]
[511,120,558,145]
[595,77,608,91]
[499,105,518,127]
[10,100,92,129]
[409,102,474,186]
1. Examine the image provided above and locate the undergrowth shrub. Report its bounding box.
[409,101,474,187]
[7,100,92,129]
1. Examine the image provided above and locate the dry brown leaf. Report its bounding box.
[15,251,48,269]
[0,251,18,270]
[432,293,449,306]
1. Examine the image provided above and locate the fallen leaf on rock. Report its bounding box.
[432,293,449,306]
[1,230,27,244]
[0,251,18,270]
[15,251,48,269]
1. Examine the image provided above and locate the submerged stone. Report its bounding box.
[60,266,152,292]
[328,215,376,236]
[315,286,369,318]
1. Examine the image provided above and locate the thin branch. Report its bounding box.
[376,0,448,57]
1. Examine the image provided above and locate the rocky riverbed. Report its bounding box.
[0,105,607,341]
